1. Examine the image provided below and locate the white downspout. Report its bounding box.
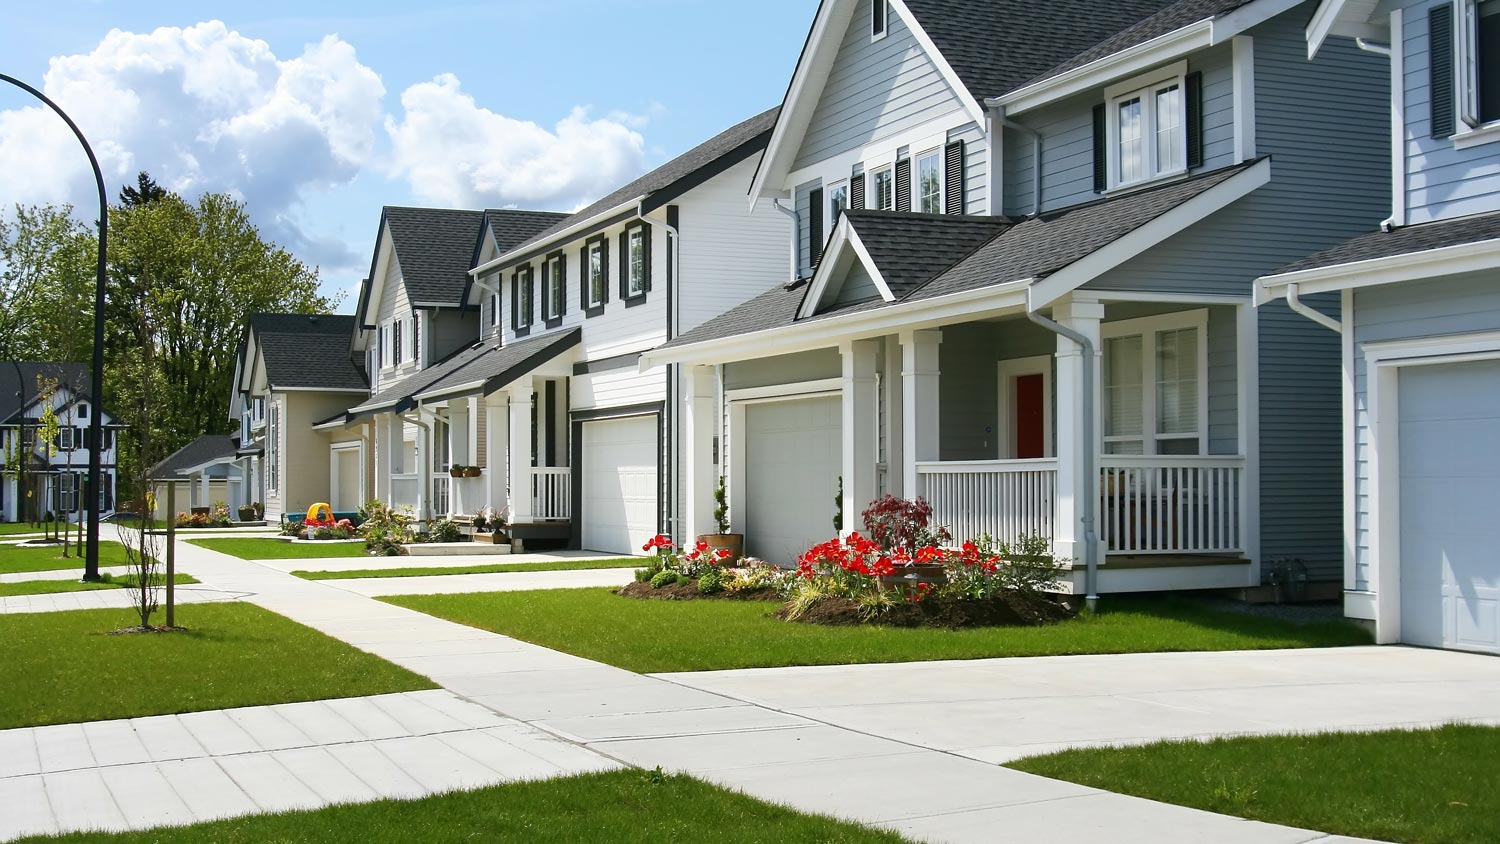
[643,204,684,540]
[1353,38,1398,231]
[1024,287,1100,610]
[773,199,801,285]
[401,410,432,523]
[1284,282,1343,334]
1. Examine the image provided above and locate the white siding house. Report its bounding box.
[0,362,121,525]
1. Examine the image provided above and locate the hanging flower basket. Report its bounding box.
[464,466,482,478]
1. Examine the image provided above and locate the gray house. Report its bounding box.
[644,0,1391,600]
[1259,0,1500,653]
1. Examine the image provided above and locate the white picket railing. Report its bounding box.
[431,475,451,519]
[532,467,571,520]
[916,459,1057,543]
[1099,456,1246,554]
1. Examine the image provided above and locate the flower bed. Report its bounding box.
[620,536,789,601]
[174,503,233,529]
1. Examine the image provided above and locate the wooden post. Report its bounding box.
[165,482,176,628]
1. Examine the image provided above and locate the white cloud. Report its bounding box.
[384,73,646,210]
[0,21,384,271]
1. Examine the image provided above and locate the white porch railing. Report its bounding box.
[432,475,451,519]
[916,459,1057,543]
[390,473,420,514]
[1099,456,1246,555]
[532,467,571,521]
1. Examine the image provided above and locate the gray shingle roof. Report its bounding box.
[249,314,367,391]
[415,329,583,403]
[504,107,780,257]
[846,211,1012,297]
[384,207,487,306]
[901,0,1252,102]
[0,362,88,424]
[346,341,498,420]
[664,161,1258,350]
[1267,210,1500,276]
[149,435,237,479]
[484,209,570,253]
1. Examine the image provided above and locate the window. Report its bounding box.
[916,150,943,214]
[544,253,566,321]
[625,225,650,298]
[78,404,88,420]
[58,427,75,451]
[433,416,451,472]
[392,320,403,367]
[267,402,279,493]
[872,165,895,211]
[585,238,608,309]
[514,266,535,330]
[1106,64,1188,190]
[1458,0,1500,128]
[871,0,888,40]
[410,314,420,364]
[1102,311,1207,455]
[827,181,848,238]
[490,291,501,328]
[57,473,77,514]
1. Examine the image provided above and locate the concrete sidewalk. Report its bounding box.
[0,690,615,841]
[321,567,635,597]
[141,530,1381,844]
[0,584,242,615]
[252,549,629,574]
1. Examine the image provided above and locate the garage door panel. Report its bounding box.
[1398,360,1500,655]
[744,397,840,566]
[581,416,658,555]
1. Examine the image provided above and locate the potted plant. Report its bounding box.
[696,476,744,564]
[464,465,482,478]
[237,503,258,522]
[449,465,466,478]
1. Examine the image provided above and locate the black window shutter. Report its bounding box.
[540,261,549,320]
[1431,3,1455,138]
[808,188,825,269]
[558,256,567,315]
[641,223,653,292]
[895,157,911,212]
[579,246,590,311]
[618,232,629,300]
[1092,103,1107,192]
[944,140,966,215]
[849,169,865,210]
[1186,71,1204,168]
[511,274,519,329]
[600,239,610,305]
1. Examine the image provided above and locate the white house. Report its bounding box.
[0,362,122,524]
[1257,0,1500,653]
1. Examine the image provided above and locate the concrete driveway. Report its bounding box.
[659,646,1500,763]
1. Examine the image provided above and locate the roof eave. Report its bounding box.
[1256,236,1500,304]
[471,202,643,278]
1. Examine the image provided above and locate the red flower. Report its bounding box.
[642,534,674,552]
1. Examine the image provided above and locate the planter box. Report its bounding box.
[471,531,510,544]
[697,533,744,564]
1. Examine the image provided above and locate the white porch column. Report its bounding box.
[485,393,509,514]
[900,329,942,501]
[449,403,470,515]
[841,339,881,533]
[509,380,535,524]
[197,470,209,509]
[682,364,717,540]
[884,335,904,498]
[1051,298,1103,564]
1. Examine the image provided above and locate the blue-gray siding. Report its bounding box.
[1399,0,1500,223]
[1350,272,1500,591]
[796,179,821,278]
[793,0,968,172]
[949,122,989,215]
[834,260,883,305]
[724,348,842,391]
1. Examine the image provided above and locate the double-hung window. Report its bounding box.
[1458,0,1500,129]
[490,291,501,330]
[544,253,566,322]
[871,0,888,40]
[827,181,848,238]
[1102,310,1208,456]
[585,237,608,310]
[267,403,279,493]
[58,427,75,451]
[514,266,535,330]
[410,314,420,364]
[915,149,944,213]
[624,224,650,299]
[1106,63,1188,190]
[392,320,403,366]
[871,165,895,211]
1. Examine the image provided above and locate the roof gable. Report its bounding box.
[384,207,486,308]
[0,362,89,424]
[248,313,367,392]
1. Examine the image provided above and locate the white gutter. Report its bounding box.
[1023,286,1099,611]
[470,197,644,278]
[1284,282,1344,334]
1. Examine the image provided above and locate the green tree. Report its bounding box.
[35,375,59,540]
[0,205,95,363]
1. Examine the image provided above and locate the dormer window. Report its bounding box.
[1105,63,1188,191]
[916,149,944,214]
[543,252,567,325]
[872,0,888,41]
[583,236,609,312]
[1458,0,1500,128]
[513,265,536,332]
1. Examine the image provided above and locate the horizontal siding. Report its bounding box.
[572,367,666,412]
[1351,273,1500,590]
[793,0,966,171]
[834,260,882,305]
[1400,0,1500,223]
[948,122,989,215]
[724,349,841,391]
[676,156,791,335]
[796,179,820,279]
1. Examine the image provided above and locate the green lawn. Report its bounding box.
[0,540,135,575]
[294,558,643,580]
[0,522,49,536]
[189,537,369,560]
[19,769,909,844]
[0,572,198,597]
[0,602,435,729]
[1009,725,1500,844]
[382,590,1372,673]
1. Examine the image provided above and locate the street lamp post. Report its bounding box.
[1,73,108,582]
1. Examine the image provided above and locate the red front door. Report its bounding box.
[1014,374,1045,459]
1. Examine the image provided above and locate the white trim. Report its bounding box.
[1210,0,1310,43]
[1341,287,1357,593]
[471,197,641,277]
[725,378,843,404]
[783,110,962,196]
[1101,308,1211,455]
[1390,8,1406,227]
[1449,120,1500,149]
[273,386,370,395]
[914,146,945,214]
[1032,157,1272,308]
[1236,300,1262,581]
[1257,235,1500,300]
[1106,62,1190,191]
[1088,289,1249,305]
[888,0,986,127]
[826,178,849,241]
[1000,21,1213,116]
[1232,37,1257,162]
[1307,0,1353,59]
[846,227,897,302]
[796,217,898,320]
[996,355,1054,459]
[1344,589,1377,620]
[1104,60,1187,100]
[870,0,889,42]
[1362,329,1500,644]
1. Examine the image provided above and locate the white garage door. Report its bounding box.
[744,396,842,566]
[581,415,659,555]
[1398,359,1500,654]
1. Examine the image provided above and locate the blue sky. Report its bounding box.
[0,1,813,309]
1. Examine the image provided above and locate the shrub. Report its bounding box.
[428,519,463,544]
[358,500,414,557]
[314,527,334,541]
[674,572,693,587]
[649,570,677,590]
[633,568,655,583]
[640,534,734,580]
[698,570,724,594]
[860,495,951,553]
[279,519,304,537]
[723,560,789,594]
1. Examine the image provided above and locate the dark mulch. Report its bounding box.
[618,581,781,602]
[778,593,1076,629]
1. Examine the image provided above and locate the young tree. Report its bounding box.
[34,376,59,542]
